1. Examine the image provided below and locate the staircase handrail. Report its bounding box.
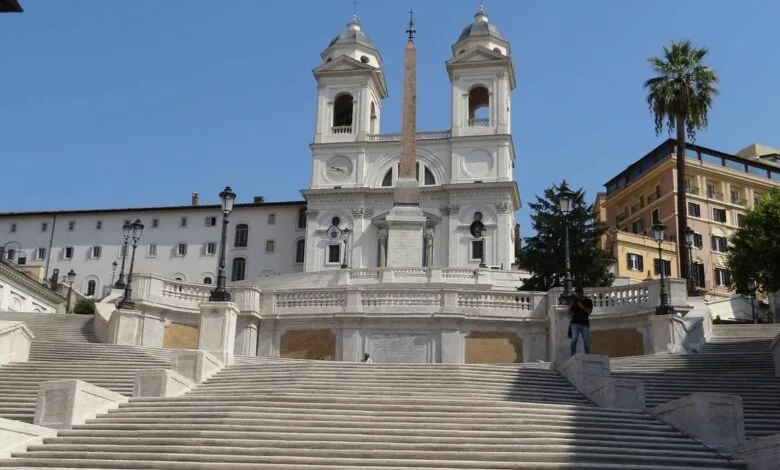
[669,313,704,333]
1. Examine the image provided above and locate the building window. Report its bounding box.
[265,240,275,253]
[86,280,97,297]
[711,236,728,253]
[151,218,159,228]
[176,243,188,256]
[41,222,48,232]
[653,259,672,276]
[381,169,393,187]
[631,219,644,234]
[180,217,188,228]
[651,209,660,224]
[234,223,249,248]
[692,262,706,289]
[204,242,217,256]
[737,213,746,227]
[203,277,212,284]
[693,233,703,248]
[91,246,102,259]
[687,202,701,218]
[231,257,247,281]
[267,213,276,225]
[470,239,485,261]
[36,247,47,260]
[63,247,74,260]
[626,253,644,271]
[205,216,217,227]
[297,208,307,229]
[96,220,102,230]
[17,254,26,265]
[714,268,731,287]
[147,244,157,257]
[68,221,75,231]
[9,223,16,233]
[327,244,341,264]
[712,208,727,223]
[295,239,305,264]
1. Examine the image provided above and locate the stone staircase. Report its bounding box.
[2,358,746,469]
[611,323,780,440]
[0,312,172,423]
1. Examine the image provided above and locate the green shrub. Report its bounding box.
[72,298,97,315]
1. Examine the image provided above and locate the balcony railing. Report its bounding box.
[685,186,700,195]
[731,195,746,206]
[367,130,451,142]
[331,126,353,135]
[630,205,639,215]
[468,118,490,127]
[647,192,659,203]
[616,211,629,223]
[707,190,724,201]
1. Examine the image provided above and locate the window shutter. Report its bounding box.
[638,256,644,272]
[626,253,631,268]
[201,243,207,255]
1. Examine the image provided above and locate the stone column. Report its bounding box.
[234,315,259,356]
[197,301,239,365]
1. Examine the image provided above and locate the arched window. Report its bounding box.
[381,168,393,187]
[424,166,436,185]
[295,239,306,264]
[86,280,96,297]
[297,208,307,229]
[203,277,212,284]
[231,257,247,282]
[381,163,436,187]
[468,86,490,126]
[234,223,249,248]
[332,94,354,131]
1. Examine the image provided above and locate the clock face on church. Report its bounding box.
[325,155,353,182]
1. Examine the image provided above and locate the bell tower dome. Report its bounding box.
[312,16,388,144]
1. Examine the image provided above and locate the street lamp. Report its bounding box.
[110,260,118,288]
[114,221,133,288]
[684,226,696,296]
[652,222,672,315]
[117,219,144,310]
[558,189,575,298]
[469,213,487,268]
[210,186,236,302]
[65,269,76,314]
[748,278,757,324]
[340,227,352,269]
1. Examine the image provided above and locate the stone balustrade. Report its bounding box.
[130,272,688,322]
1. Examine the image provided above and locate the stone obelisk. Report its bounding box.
[385,10,427,267]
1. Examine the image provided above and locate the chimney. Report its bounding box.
[191,192,199,206]
[253,196,265,204]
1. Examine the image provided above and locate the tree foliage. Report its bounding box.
[518,180,615,291]
[728,189,780,295]
[72,298,97,315]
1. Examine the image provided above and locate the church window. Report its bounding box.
[327,244,341,264]
[381,169,393,187]
[295,239,305,264]
[234,223,249,248]
[424,166,436,185]
[297,208,307,229]
[203,277,212,284]
[265,240,275,253]
[468,85,490,126]
[332,94,354,131]
[267,213,276,225]
[471,240,485,261]
[86,280,96,297]
[231,257,247,282]
[360,55,370,64]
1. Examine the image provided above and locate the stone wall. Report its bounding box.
[464,332,522,364]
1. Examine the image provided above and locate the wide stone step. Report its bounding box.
[6,448,743,469]
[0,457,746,469]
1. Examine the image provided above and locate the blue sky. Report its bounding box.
[2,0,778,239]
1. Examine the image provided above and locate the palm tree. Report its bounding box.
[644,40,719,291]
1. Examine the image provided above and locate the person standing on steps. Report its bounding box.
[363,353,373,363]
[569,286,594,355]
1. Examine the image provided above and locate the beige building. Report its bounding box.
[597,138,780,300]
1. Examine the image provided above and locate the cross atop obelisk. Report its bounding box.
[394,8,419,206]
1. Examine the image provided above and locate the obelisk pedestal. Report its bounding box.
[386,12,426,268]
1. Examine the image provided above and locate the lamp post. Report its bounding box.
[469,214,487,269]
[117,219,144,310]
[65,269,76,314]
[110,260,118,288]
[652,222,671,315]
[558,189,575,298]
[748,278,757,324]
[340,227,352,269]
[684,226,696,296]
[114,221,132,288]
[209,186,236,302]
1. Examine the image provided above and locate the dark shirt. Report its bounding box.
[570,298,593,327]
